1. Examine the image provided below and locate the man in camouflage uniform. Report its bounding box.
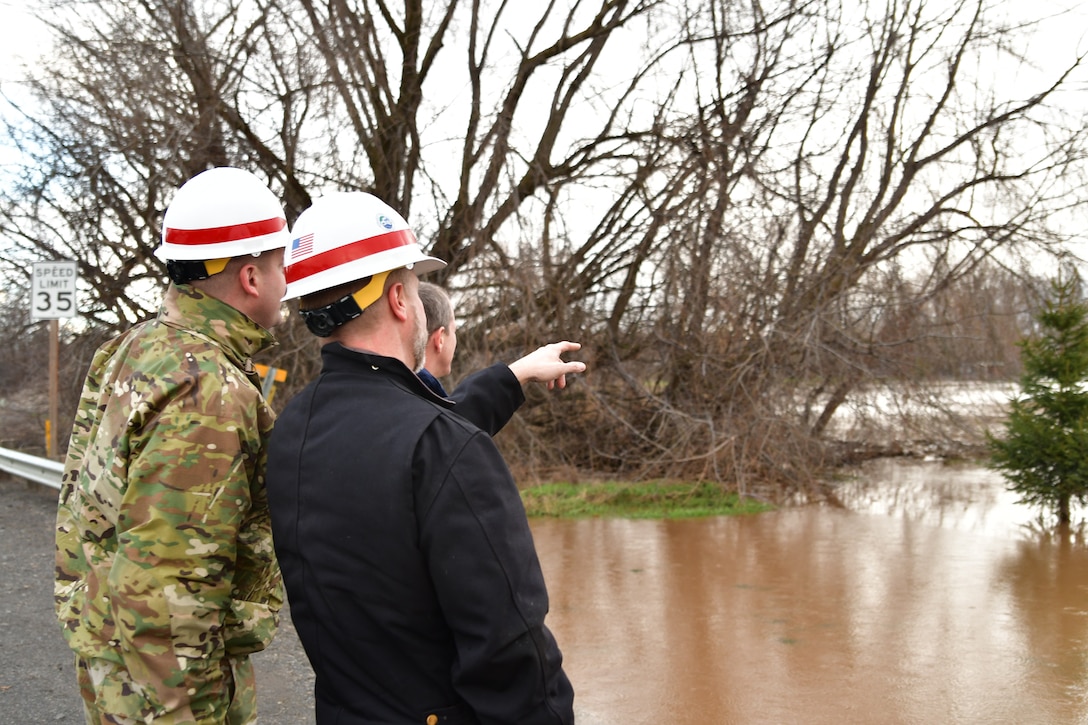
[54,167,289,724]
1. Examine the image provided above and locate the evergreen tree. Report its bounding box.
[988,271,1088,525]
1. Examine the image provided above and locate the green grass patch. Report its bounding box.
[520,480,774,519]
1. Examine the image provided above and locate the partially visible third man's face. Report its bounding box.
[433,314,457,378]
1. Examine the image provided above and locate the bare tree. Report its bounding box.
[0,0,317,327]
[491,0,1088,487]
[1,0,1084,490]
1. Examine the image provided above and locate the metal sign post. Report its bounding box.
[48,319,58,457]
[31,260,79,458]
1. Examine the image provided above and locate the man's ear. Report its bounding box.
[429,326,446,352]
[237,261,261,297]
[387,281,410,322]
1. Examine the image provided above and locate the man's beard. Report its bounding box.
[411,309,428,373]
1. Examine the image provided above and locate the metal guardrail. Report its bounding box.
[0,446,64,489]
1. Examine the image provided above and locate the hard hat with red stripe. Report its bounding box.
[283,191,445,336]
[156,167,289,283]
[284,191,445,299]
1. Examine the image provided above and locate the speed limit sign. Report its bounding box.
[31,260,79,320]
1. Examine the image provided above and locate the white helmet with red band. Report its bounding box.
[155,167,289,262]
[283,191,445,300]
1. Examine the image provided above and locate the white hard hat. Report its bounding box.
[283,191,445,301]
[156,167,289,262]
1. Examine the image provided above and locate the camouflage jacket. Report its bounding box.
[55,284,283,722]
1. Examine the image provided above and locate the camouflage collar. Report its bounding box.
[159,284,278,368]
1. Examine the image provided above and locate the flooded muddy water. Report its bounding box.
[531,460,1088,724]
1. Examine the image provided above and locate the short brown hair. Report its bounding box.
[299,275,375,312]
[418,281,453,335]
[298,264,411,320]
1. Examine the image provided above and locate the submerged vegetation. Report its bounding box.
[520,480,774,519]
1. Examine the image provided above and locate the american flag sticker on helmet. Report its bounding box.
[292,233,314,255]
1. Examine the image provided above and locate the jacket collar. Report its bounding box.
[321,342,455,407]
[159,284,278,371]
[417,368,450,398]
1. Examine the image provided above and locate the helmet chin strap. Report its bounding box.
[166,257,230,285]
[299,270,391,337]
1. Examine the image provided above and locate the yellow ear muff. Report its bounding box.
[203,257,231,276]
[349,270,392,312]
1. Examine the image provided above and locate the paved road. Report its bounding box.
[0,475,316,723]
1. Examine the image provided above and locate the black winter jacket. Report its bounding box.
[266,343,575,725]
[442,362,524,436]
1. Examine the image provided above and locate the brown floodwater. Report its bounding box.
[530,460,1088,724]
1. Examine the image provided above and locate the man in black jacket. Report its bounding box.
[417,280,580,430]
[266,191,580,724]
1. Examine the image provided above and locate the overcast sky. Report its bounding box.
[0,2,38,84]
[2,2,1084,80]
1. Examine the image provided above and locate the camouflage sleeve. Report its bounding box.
[107,383,267,723]
[223,440,282,657]
[55,339,116,615]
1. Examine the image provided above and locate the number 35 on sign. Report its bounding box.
[32,260,79,320]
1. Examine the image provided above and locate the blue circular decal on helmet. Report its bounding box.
[378,214,393,230]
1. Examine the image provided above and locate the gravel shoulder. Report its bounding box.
[0,475,315,723]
